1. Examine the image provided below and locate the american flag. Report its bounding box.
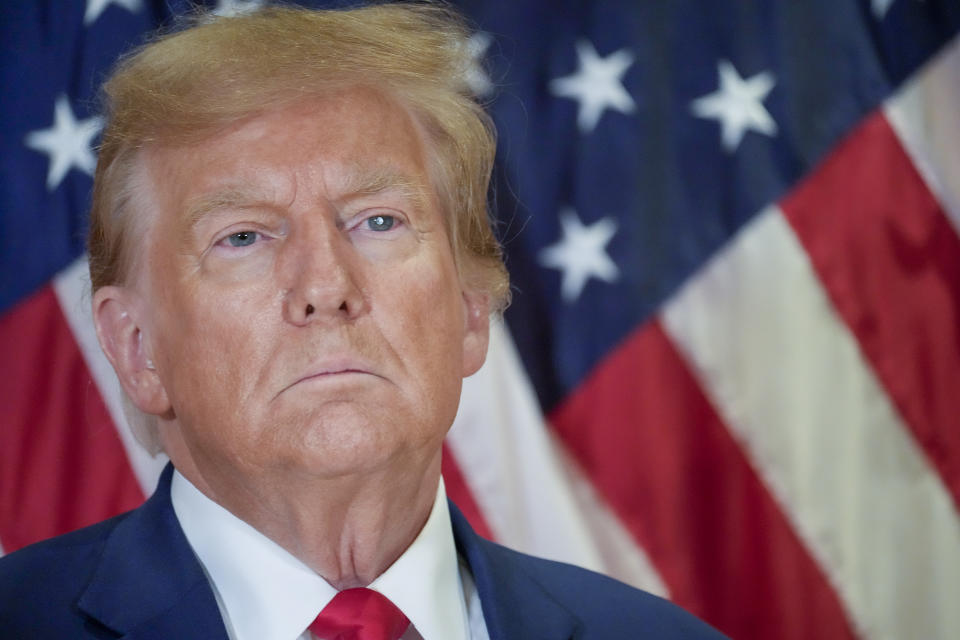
[2,1,959,638]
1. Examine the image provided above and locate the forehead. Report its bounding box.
[139,86,437,223]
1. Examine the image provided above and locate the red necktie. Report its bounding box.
[309,588,410,640]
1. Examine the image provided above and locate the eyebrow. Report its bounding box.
[183,166,432,232]
[335,164,431,213]
[184,189,269,232]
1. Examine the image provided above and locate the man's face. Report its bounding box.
[130,87,488,488]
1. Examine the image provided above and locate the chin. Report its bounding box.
[276,413,405,474]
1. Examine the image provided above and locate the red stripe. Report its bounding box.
[0,286,144,553]
[781,112,960,512]
[550,320,857,640]
[441,442,495,540]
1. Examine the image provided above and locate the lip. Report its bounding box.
[277,358,383,397]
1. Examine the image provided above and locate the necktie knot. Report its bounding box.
[309,588,410,640]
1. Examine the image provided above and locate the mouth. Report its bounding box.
[277,362,383,397]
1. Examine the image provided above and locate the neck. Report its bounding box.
[166,434,442,589]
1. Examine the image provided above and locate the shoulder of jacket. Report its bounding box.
[477,539,729,639]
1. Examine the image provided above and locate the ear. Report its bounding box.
[92,285,171,416]
[460,287,491,377]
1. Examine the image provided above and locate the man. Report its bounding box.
[0,5,726,639]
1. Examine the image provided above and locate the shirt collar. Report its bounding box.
[171,470,470,640]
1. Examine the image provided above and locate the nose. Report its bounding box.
[283,216,367,326]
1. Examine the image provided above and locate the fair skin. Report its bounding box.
[92,86,490,588]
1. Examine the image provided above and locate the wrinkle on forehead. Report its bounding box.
[133,87,453,283]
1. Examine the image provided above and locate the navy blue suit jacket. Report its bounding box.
[0,465,726,639]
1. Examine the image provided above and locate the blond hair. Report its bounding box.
[87,3,509,454]
[89,3,509,307]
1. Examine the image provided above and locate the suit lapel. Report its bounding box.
[78,464,229,640]
[449,502,578,640]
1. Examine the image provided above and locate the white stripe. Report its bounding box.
[547,435,669,596]
[52,256,168,496]
[884,34,960,236]
[661,207,960,640]
[448,319,667,596]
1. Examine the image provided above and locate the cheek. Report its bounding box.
[384,258,466,388]
[153,279,278,420]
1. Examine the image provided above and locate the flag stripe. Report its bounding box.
[551,318,856,640]
[450,322,610,562]
[886,36,960,236]
[440,444,495,541]
[450,321,667,593]
[546,438,669,596]
[0,286,144,553]
[52,257,169,496]
[662,206,960,639]
[781,110,960,514]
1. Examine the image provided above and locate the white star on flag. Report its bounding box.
[213,0,264,17]
[84,0,142,26]
[539,208,620,302]
[691,59,777,153]
[25,95,104,191]
[550,40,636,133]
[464,32,494,97]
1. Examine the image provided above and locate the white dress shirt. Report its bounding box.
[171,470,490,640]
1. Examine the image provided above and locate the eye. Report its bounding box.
[225,231,259,247]
[365,215,395,232]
